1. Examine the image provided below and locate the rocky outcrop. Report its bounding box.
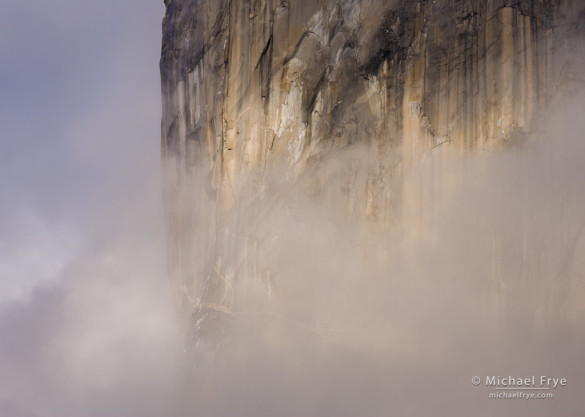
[160,0,585,350]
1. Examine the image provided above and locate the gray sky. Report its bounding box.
[0,0,164,299]
[0,2,189,416]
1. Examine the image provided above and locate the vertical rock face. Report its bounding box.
[160,0,585,350]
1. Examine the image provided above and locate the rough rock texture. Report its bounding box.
[160,0,585,349]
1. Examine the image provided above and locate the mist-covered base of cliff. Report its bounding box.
[170,92,585,416]
[2,93,585,417]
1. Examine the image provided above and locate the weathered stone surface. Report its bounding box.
[160,0,585,350]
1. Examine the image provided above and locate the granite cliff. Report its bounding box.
[160,0,585,353]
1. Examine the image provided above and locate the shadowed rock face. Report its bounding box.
[160,0,585,352]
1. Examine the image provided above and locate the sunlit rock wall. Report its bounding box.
[160,0,585,346]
